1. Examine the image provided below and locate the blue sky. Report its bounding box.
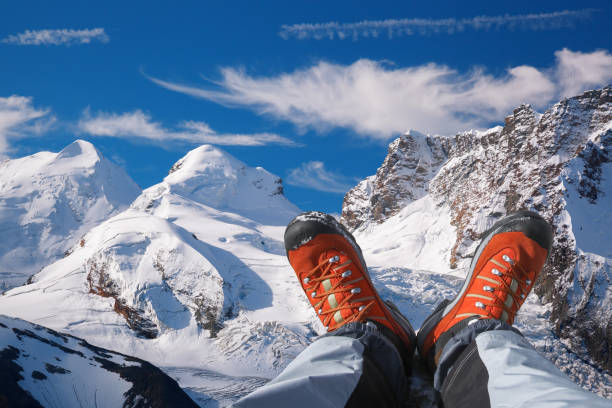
[1,1,611,214]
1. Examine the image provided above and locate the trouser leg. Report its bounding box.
[233,321,409,408]
[435,319,611,408]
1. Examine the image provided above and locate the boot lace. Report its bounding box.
[461,252,533,324]
[301,253,383,331]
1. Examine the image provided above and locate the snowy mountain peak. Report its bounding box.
[167,144,240,177]
[141,144,299,225]
[165,144,252,195]
[45,139,106,176]
[513,103,534,113]
[0,140,141,291]
[0,140,309,401]
[402,128,428,139]
[56,139,99,160]
[342,129,448,229]
[342,86,612,376]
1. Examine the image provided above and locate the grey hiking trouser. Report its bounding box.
[233,320,611,408]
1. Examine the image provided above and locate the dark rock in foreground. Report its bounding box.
[0,315,198,408]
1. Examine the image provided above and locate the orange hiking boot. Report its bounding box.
[284,212,416,356]
[417,211,552,369]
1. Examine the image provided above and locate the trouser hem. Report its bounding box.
[326,321,410,407]
[434,318,520,391]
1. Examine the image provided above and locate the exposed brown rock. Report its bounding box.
[341,87,612,373]
[86,257,158,339]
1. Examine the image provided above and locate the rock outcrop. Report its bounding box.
[341,87,612,373]
[0,315,198,407]
[342,130,449,230]
[0,142,309,384]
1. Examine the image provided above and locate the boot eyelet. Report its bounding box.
[341,270,352,278]
[329,256,340,263]
[502,254,514,264]
[475,301,486,309]
[303,277,310,284]
[311,291,316,298]
[492,268,502,276]
[350,288,361,294]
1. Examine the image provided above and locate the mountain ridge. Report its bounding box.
[1,88,611,405]
[0,142,317,406]
[342,86,612,374]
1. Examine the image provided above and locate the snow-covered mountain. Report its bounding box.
[0,140,140,291]
[342,87,612,385]
[0,314,197,407]
[2,86,611,406]
[0,144,319,406]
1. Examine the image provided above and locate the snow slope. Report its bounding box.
[0,144,320,406]
[355,197,612,399]
[343,87,612,398]
[0,140,141,291]
[0,314,197,407]
[2,117,611,406]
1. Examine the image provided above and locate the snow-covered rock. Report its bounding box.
[0,314,197,407]
[0,140,141,291]
[2,102,611,405]
[342,130,448,229]
[342,87,612,384]
[0,144,318,405]
[160,145,294,225]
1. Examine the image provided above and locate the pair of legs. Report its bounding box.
[235,212,610,407]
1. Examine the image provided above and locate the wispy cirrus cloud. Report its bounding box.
[286,161,356,194]
[1,28,109,46]
[0,96,54,156]
[79,109,297,147]
[148,49,612,138]
[279,9,596,40]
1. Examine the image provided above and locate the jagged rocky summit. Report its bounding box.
[341,87,612,374]
[0,140,141,291]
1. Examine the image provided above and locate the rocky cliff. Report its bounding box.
[342,129,449,230]
[341,87,612,373]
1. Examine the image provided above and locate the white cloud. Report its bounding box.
[286,161,356,193]
[0,96,53,156]
[279,10,595,40]
[555,49,612,97]
[1,28,109,46]
[148,49,612,137]
[79,110,297,147]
